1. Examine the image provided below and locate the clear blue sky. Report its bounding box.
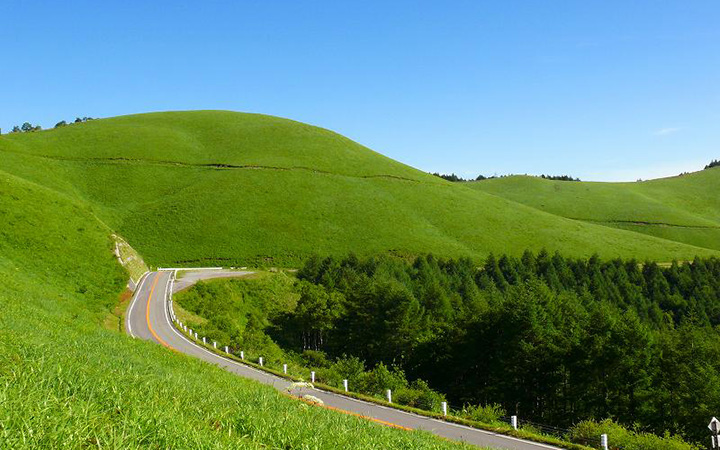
[2,1,718,181]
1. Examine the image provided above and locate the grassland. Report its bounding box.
[0,110,717,447]
[0,165,475,448]
[468,170,720,252]
[0,110,716,267]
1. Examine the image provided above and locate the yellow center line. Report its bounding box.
[146,273,173,349]
[289,393,412,431]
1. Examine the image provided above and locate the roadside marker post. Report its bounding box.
[600,433,608,450]
[202,337,206,345]
[240,351,244,360]
[511,416,518,430]
[224,345,229,353]
[709,418,720,449]
[283,364,288,374]
[213,341,217,349]
[259,357,263,366]
[343,379,348,392]
[311,371,315,383]
[441,402,447,416]
[194,332,198,339]
[386,389,392,403]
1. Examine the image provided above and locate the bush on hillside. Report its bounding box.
[568,419,699,450]
[459,403,506,424]
[10,122,42,132]
[393,379,446,412]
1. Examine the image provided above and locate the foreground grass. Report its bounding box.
[0,169,473,449]
[0,286,474,449]
[0,111,716,268]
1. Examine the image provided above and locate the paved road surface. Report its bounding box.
[171,269,255,293]
[126,271,560,450]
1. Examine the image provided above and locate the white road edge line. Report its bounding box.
[160,274,285,383]
[156,272,559,450]
[126,271,150,338]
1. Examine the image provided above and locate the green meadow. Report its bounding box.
[0,110,717,448]
[0,111,716,268]
[468,170,720,252]
[0,161,474,449]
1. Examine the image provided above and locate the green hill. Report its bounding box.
[1,110,717,447]
[0,110,715,265]
[0,154,472,449]
[467,171,720,253]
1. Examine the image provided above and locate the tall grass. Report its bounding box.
[0,169,473,449]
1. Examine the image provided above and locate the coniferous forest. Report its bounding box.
[287,252,720,444]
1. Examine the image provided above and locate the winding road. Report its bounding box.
[126,270,560,450]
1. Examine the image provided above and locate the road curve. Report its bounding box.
[126,271,561,450]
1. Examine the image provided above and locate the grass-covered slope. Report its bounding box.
[468,170,720,252]
[0,110,715,266]
[0,168,473,449]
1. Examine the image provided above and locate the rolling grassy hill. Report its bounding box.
[0,158,473,448]
[0,110,716,447]
[467,171,720,253]
[0,110,716,266]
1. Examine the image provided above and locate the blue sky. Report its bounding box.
[2,1,718,181]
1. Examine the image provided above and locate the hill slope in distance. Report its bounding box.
[468,170,720,253]
[0,110,716,266]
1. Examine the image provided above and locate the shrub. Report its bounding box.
[301,350,331,368]
[394,379,446,412]
[459,403,506,424]
[568,419,699,450]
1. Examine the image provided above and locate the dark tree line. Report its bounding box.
[2,117,95,135]
[706,159,720,170]
[430,173,581,182]
[291,252,720,444]
[431,172,489,182]
[540,174,580,181]
[55,117,94,127]
[7,122,43,133]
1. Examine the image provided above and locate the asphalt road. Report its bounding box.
[171,269,255,293]
[126,271,560,450]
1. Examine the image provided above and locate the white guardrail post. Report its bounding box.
[162,267,499,437]
[511,415,518,430]
[600,434,608,450]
